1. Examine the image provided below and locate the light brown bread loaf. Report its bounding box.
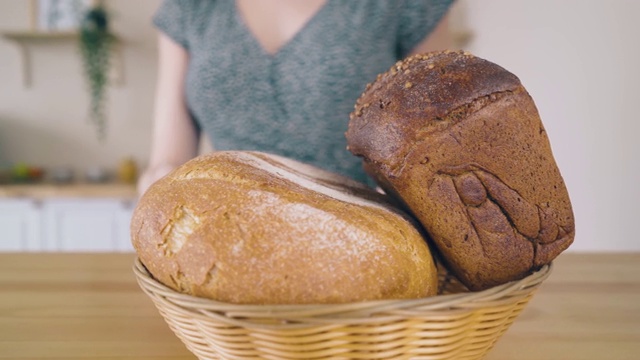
[345,51,575,291]
[131,151,438,304]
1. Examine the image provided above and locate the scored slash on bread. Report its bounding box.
[131,151,438,304]
[346,50,575,290]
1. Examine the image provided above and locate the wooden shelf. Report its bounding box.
[1,29,123,87]
[1,30,79,41]
[0,182,137,200]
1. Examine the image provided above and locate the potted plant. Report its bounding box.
[78,1,114,141]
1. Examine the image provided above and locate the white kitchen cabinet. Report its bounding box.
[0,198,135,252]
[42,199,135,252]
[0,199,42,251]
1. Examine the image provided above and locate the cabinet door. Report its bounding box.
[115,200,136,252]
[43,199,132,252]
[0,199,41,251]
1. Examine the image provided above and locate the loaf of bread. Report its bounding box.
[131,151,438,304]
[345,50,575,291]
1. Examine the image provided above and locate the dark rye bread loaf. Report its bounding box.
[131,151,438,304]
[345,50,575,291]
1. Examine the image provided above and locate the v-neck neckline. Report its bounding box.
[232,0,332,60]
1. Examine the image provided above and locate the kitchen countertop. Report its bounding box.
[1,252,638,360]
[0,182,137,200]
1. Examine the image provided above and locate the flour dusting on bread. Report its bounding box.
[131,150,438,304]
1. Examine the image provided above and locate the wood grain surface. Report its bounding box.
[0,252,638,360]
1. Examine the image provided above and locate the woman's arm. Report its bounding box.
[410,13,453,55]
[137,32,200,195]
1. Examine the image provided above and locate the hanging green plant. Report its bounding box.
[78,3,114,141]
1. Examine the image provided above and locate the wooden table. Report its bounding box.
[1,253,638,360]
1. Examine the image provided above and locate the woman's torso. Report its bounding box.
[158,0,452,183]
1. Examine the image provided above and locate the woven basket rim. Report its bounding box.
[133,257,551,322]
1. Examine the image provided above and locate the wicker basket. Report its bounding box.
[133,258,551,360]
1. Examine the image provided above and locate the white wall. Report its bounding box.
[0,0,161,173]
[462,0,640,251]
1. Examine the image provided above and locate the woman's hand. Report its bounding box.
[410,13,453,55]
[138,32,200,196]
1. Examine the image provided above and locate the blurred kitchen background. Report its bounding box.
[0,0,638,252]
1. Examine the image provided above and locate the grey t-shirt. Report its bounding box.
[154,0,453,183]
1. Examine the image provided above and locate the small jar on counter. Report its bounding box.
[117,157,138,184]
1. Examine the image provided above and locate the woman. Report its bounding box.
[138,0,455,194]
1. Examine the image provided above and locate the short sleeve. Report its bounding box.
[153,0,191,49]
[396,0,455,58]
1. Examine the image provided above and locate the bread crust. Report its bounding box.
[346,51,575,290]
[131,151,438,304]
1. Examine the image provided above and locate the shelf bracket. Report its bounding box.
[16,42,33,87]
